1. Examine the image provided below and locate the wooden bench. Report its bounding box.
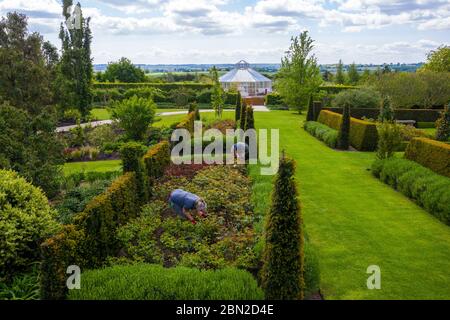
[396,120,416,127]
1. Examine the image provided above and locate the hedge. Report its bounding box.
[176,111,196,133]
[304,121,338,148]
[405,138,450,178]
[372,158,450,225]
[319,85,358,94]
[143,140,171,181]
[324,107,443,123]
[68,264,264,300]
[318,110,378,151]
[94,82,212,91]
[265,92,284,106]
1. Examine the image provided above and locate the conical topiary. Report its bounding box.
[306,94,314,122]
[337,104,350,150]
[245,105,255,130]
[235,91,242,122]
[436,102,450,142]
[240,102,247,130]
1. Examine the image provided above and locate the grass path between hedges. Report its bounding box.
[253,111,450,300]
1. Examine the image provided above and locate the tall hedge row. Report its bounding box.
[318,110,378,151]
[94,82,212,91]
[405,138,450,178]
[41,141,172,300]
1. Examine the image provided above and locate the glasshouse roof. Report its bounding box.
[219,60,272,83]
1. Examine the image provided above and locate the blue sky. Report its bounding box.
[0,0,449,64]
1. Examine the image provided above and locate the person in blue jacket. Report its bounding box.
[169,189,207,225]
[231,142,249,165]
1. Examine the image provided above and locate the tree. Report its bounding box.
[240,102,247,130]
[306,94,315,122]
[378,96,395,122]
[235,91,242,122]
[262,154,304,300]
[337,105,350,150]
[347,63,360,85]
[276,31,322,113]
[111,96,156,141]
[335,60,345,85]
[56,1,93,119]
[322,70,333,82]
[0,12,56,114]
[245,105,255,130]
[436,103,450,142]
[188,101,200,120]
[333,88,381,109]
[103,57,147,83]
[420,45,450,73]
[210,66,224,118]
[376,122,402,160]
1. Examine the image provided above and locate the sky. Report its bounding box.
[0,0,449,64]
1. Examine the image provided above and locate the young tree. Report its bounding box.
[111,96,156,141]
[240,102,247,130]
[306,94,315,122]
[376,122,402,159]
[56,1,93,120]
[235,91,242,122]
[378,96,395,122]
[335,60,345,85]
[337,105,350,150]
[188,101,200,120]
[347,63,360,85]
[276,31,322,113]
[103,57,147,83]
[245,105,255,130]
[210,66,224,118]
[262,154,304,300]
[436,103,450,142]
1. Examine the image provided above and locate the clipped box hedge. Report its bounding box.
[317,110,378,151]
[372,158,450,225]
[405,138,450,178]
[68,264,264,300]
[143,140,171,181]
[304,121,338,148]
[93,82,213,91]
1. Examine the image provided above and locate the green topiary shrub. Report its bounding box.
[318,110,378,151]
[143,141,171,182]
[245,105,255,130]
[120,142,148,202]
[306,95,314,122]
[376,122,403,159]
[332,87,381,109]
[378,96,395,122]
[0,170,59,278]
[176,112,196,133]
[337,105,350,150]
[405,137,450,178]
[235,91,242,122]
[265,92,284,106]
[435,103,450,142]
[240,103,247,130]
[372,158,450,225]
[304,121,338,148]
[68,263,264,300]
[262,154,305,300]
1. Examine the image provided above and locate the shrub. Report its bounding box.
[245,106,255,130]
[120,142,148,202]
[262,155,305,300]
[265,92,283,106]
[436,104,450,142]
[67,264,263,300]
[62,109,82,123]
[86,125,118,148]
[240,103,247,130]
[306,95,314,122]
[332,87,381,109]
[304,121,338,148]
[143,141,171,181]
[0,170,59,278]
[110,96,156,141]
[176,112,196,133]
[405,138,450,178]
[376,122,403,159]
[235,91,242,122]
[123,87,165,101]
[337,105,350,150]
[372,158,450,225]
[417,122,436,129]
[318,110,378,151]
[378,96,395,122]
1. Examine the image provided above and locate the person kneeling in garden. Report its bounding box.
[169,189,207,225]
[231,142,249,166]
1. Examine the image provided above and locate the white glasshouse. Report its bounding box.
[219,60,272,97]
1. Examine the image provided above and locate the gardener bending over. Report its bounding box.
[231,142,249,165]
[169,189,207,225]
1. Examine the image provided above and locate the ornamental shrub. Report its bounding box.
[378,96,395,122]
[436,103,450,142]
[110,96,156,141]
[240,103,247,130]
[332,87,381,109]
[120,142,148,202]
[143,141,171,182]
[235,91,242,122]
[306,95,314,122]
[376,122,403,160]
[68,264,263,300]
[262,155,305,300]
[0,170,59,278]
[405,137,450,178]
[245,105,255,130]
[304,121,338,148]
[337,105,350,150]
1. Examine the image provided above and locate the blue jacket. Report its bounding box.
[169,189,199,210]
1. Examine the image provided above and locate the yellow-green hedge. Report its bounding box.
[405,138,450,178]
[176,111,196,133]
[317,110,378,151]
[143,140,171,181]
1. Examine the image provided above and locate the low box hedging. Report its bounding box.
[67,263,264,300]
[372,158,450,225]
[318,110,378,151]
[304,121,338,148]
[405,138,450,178]
[324,107,443,122]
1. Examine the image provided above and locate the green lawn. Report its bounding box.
[153,111,235,128]
[63,160,122,175]
[252,111,450,300]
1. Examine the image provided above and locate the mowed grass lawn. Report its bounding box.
[254,111,450,300]
[63,160,122,175]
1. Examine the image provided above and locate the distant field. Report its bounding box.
[63,160,122,175]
